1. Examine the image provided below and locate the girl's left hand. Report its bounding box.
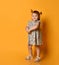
[25,26,29,32]
[26,29,31,33]
[25,26,31,33]
[26,29,31,34]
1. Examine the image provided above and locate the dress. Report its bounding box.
[28,20,42,45]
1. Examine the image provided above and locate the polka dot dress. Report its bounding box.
[28,20,42,45]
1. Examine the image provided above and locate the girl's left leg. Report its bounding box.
[36,45,40,57]
[34,45,41,62]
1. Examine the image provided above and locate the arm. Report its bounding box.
[25,25,29,32]
[29,22,40,32]
[25,21,30,33]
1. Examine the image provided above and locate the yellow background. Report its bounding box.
[0,0,59,65]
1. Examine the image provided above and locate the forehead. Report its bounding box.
[32,13,38,16]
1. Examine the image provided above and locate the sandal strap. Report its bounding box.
[26,56,33,60]
[34,57,41,62]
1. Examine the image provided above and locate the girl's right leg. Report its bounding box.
[26,44,33,60]
[28,44,33,56]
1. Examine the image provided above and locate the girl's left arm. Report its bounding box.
[29,22,40,32]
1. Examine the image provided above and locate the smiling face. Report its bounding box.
[32,13,38,21]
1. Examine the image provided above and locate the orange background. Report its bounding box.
[0,0,59,65]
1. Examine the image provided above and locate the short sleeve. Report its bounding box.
[36,20,40,25]
[28,20,33,26]
[38,20,40,23]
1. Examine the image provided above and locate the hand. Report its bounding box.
[25,26,29,32]
[28,29,31,33]
[25,27,31,33]
[26,29,31,33]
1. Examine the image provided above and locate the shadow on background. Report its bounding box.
[40,17,49,60]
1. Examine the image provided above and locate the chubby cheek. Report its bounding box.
[33,18,38,20]
[32,17,37,20]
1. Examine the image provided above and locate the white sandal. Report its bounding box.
[34,56,41,62]
[25,56,33,60]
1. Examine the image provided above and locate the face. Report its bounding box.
[32,13,38,21]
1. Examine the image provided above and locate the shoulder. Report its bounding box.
[36,20,40,24]
[28,20,32,22]
[37,20,40,23]
[28,20,32,24]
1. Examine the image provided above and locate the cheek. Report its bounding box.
[32,16,38,20]
[32,16,34,19]
[35,16,38,19]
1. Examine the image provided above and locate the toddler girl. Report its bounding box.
[25,10,42,62]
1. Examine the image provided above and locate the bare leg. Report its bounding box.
[28,44,33,56]
[34,45,40,62]
[36,45,40,57]
[26,44,33,60]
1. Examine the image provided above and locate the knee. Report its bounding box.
[35,45,40,49]
[28,45,32,49]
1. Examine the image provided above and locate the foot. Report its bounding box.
[34,56,41,62]
[25,55,33,60]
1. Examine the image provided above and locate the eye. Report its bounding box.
[32,15,35,17]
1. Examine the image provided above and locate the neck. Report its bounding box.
[32,19,39,22]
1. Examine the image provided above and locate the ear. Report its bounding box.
[31,9,33,13]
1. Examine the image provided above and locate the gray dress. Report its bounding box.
[27,20,42,45]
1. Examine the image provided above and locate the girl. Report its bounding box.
[25,10,42,62]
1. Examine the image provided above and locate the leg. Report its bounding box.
[36,45,40,57]
[34,45,41,62]
[26,44,33,60]
[28,44,33,56]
